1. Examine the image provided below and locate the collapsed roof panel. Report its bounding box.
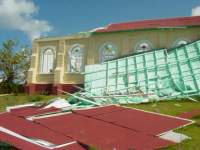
[0,113,74,145]
[84,40,200,103]
[73,105,192,135]
[35,106,177,150]
[0,131,47,150]
[0,105,193,149]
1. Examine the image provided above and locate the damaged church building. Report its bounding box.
[26,16,200,95]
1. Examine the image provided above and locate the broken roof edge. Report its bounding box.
[0,126,79,150]
[34,32,91,42]
[93,25,200,35]
[34,25,200,43]
[33,16,200,42]
[95,16,200,33]
[103,16,200,27]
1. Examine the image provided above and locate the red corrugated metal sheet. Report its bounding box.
[0,105,192,150]
[73,105,124,117]
[0,131,47,150]
[0,131,86,150]
[75,106,191,135]
[95,16,200,33]
[0,113,74,145]
[10,106,61,117]
[36,113,174,150]
[55,143,86,150]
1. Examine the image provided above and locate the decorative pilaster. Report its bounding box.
[27,42,39,84]
[53,40,65,94]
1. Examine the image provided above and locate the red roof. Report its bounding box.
[0,113,74,145]
[0,105,193,150]
[36,112,173,150]
[74,105,192,135]
[95,16,200,33]
[10,106,61,117]
[0,131,86,150]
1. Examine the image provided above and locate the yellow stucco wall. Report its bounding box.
[27,27,200,85]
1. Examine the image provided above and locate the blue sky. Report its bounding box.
[0,0,200,47]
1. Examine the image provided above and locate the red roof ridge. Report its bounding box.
[95,16,200,33]
[110,16,200,25]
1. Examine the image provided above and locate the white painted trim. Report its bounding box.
[38,73,54,75]
[157,121,194,136]
[51,141,77,148]
[99,42,118,63]
[65,72,84,74]
[27,111,72,120]
[31,54,37,57]
[0,126,77,149]
[28,68,35,71]
[0,94,12,97]
[171,37,190,48]
[57,52,64,55]
[67,44,85,73]
[159,131,191,143]
[134,39,154,53]
[40,46,56,74]
[6,103,37,112]
[55,67,62,71]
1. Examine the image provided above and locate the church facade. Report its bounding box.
[26,16,200,94]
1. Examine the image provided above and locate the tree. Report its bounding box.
[0,40,31,94]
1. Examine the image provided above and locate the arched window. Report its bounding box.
[68,44,84,73]
[40,47,55,73]
[100,42,118,62]
[172,38,189,48]
[134,40,153,53]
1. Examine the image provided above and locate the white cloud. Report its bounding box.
[191,6,200,16]
[0,0,53,41]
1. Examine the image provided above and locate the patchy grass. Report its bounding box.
[0,94,68,112]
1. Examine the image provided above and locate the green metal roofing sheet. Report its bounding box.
[84,40,200,103]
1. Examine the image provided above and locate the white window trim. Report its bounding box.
[40,46,56,74]
[134,40,153,53]
[67,44,84,73]
[65,72,85,75]
[99,42,118,63]
[172,38,190,48]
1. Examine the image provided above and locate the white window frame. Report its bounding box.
[134,40,153,53]
[172,38,190,48]
[40,46,56,74]
[67,44,84,73]
[99,42,118,63]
